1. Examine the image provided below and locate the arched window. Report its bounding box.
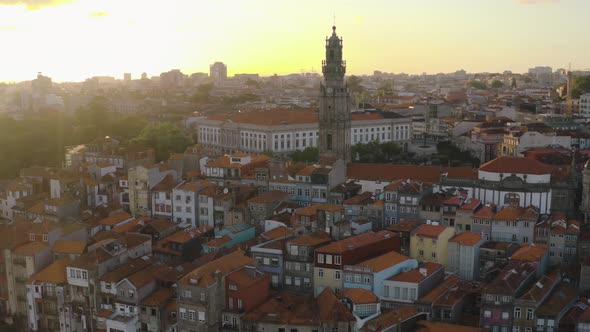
[504,193,520,206]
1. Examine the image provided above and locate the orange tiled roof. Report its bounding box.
[317,287,355,322]
[357,251,409,272]
[347,163,477,183]
[317,231,396,254]
[288,232,332,246]
[177,180,214,192]
[14,241,48,256]
[98,212,133,226]
[414,224,450,239]
[341,288,379,304]
[511,243,548,262]
[206,154,270,169]
[414,320,481,332]
[206,235,232,247]
[141,288,174,307]
[449,232,482,247]
[206,108,319,126]
[480,156,554,175]
[52,240,87,255]
[261,226,293,240]
[459,198,481,211]
[493,205,538,221]
[388,263,442,283]
[28,257,71,284]
[179,250,255,287]
[295,204,344,216]
[361,306,418,332]
[417,275,461,304]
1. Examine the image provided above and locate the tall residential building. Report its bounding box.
[580,93,590,118]
[319,26,351,163]
[209,62,227,82]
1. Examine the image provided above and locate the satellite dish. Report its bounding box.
[223,188,229,194]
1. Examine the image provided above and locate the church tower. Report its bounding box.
[319,26,351,163]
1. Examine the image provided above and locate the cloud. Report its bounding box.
[90,11,108,18]
[516,0,559,4]
[0,0,73,10]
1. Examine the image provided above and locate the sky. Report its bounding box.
[0,0,588,82]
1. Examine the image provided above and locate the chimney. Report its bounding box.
[419,268,427,277]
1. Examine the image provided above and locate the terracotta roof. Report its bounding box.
[112,218,145,233]
[295,204,344,216]
[288,232,332,246]
[100,256,156,283]
[177,180,213,192]
[343,192,374,205]
[414,320,482,332]
[479,156,554,175]
[152,174,180,192]
[388,263,442,283]
[248,190,289,204]
[417,275,461,304]
[261,226,292,240]
[317,287,355,322]
[98,212,133,226]
[341,288,379,304]
[14,241,49,256]
[317,230,397,254]
[206,108,319,126]
[347,163,477,183]
[414,224,450,239]
[493,205,538,221]
[206,154,270,169]
[474,204,496,218]
[536,283,578,317]
[52,240,87,255]
[179,250,255,287]
[160,225,212,244]
[518,270,559,302]
[484,261,537,295]
[510,243,548,262]
[226,267,267,288]
[449,232,482,247]
[28,257,71,284]
[459,198,481,211]
[387,220,423,233]
[125,263,159,288]
[145,219,177,233]
[361,306,418,332]
[296,165,317,177]
[357,251,410,272]
[242,291,318,325]
[206,235,232,247]
[141,288,174,307]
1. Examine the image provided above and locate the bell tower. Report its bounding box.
[319,26,351,163]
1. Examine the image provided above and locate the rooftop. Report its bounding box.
[341,288,379,304]
[179,250,255,287]
[414,224,450,239]
[317,230,396,254]
[479,156,554,175]
[356,251,410,272]
[449,232,482,247]
[388,263,442,283]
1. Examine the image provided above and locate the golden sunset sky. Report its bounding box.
[0,0,587,82]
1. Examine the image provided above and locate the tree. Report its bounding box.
[469,81,487,90]
[291,147,319,163]
[245,79,260,89]
[511,77,517,89]
[191,83,214,103]
[131,122,193,161]
[491,80,504,89]
[351,141,402,163]
[572,75,590,98]
[347,75,365,109]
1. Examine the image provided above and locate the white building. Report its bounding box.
[580,93,590,118]
[188,109,412,155]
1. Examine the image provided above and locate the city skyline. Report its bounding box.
[1,0,589,82]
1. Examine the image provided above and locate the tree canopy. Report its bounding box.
[290,147,319,164]
[572,75,590,98]
[130,122,193,161]
[491,80,504,89]
[351,141,402,163]
[469,81,488,90]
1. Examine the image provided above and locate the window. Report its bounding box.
[198,311,205,322]
[229,284,237,291]
[182,290,191,298]
[81,271,88,280]
[526,308,533,320]
[335,271,341,280]
[502,312,509,320]
[317,254,324,264]
[188,310,196,321]
[334,255,341,265]
[484,310,491,318]
[200,293,206,301]
[229,296,234,309]
[42,234,48,242]
[514,307,521,319]
[318,269,324,278]
[271,258,279,266]
[294,277,301,286]
[285,277,292,285]
[238,299,243,310]
[304,278,311,287]
[326,255,333,265]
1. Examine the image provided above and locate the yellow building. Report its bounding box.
[409,223,456,269]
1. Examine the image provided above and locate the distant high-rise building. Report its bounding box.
[210,62,227,82]
[124,73,131,81]
[319,26,351,163]
[31,72,52,95]
[141,72,148,80]
[160,69,185,90]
